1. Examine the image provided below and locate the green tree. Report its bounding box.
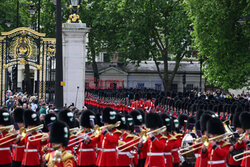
[94,0,192,91]
[184,0,250,89]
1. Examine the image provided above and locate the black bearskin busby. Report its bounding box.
[102,107,117,124]
[146,112,162,129]
[160,113,171,132]
[207,116,225,135]
[80,110,96,128]
[0,109,11,126]
[200,111,214,133]
[44,113,57,127]
[58,108,78,128]
[49,121,69,147]
[232,111,241,128]
[187,116,196,130]
[23,109,40,126]
[178,114,188,129]
[239,112,250,130]
[134,93,140,101]
[95,112,104,126]
[117,113,127,130]
[130,109,143,126]
[13,107,24,123]
[126,115,134,132]
[137,109,145,124]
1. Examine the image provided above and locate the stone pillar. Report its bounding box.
[62,23,90,109]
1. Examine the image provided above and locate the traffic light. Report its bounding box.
[12,65,18,92]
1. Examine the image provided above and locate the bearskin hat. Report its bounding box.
[178,114,188,128]
[80,110,95,128]
[187,116,196,130]
[126,115,134,132]
[137,109,145,124]
[102,107,117,124]
[44,113,57,127]
[232,111,241,128]
[58,108,77,128]
[13,108,24,123]
[23,109,40,126]
[117,113,127,130]
[95,112,104,126]
[160,113,171,132]
[146,93,152,100]
[207,116,225,135]
[49,121,69,147]
[0,109,11,126]
[239,112,250,130]
[200,111,215,133]
[130,109,143,126]
[146,112,162,129]
[134,93,140,101]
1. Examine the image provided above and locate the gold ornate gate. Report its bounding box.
[0,27,56,104]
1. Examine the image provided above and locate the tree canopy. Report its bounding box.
[184,0,250,89]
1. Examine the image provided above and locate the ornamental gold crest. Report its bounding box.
[14,33,32,58]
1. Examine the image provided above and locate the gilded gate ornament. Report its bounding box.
[14,33,32,58]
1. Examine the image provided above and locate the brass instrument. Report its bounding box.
[180,121,233,155]
[67,121,121,147]
[118,126,166,152]
[0,125,14,131]
[28,133,49,142]
[0,124,43,146]
[233,150,250,161]
[237,133,246,143]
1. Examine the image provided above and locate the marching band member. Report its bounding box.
[58,108,79,155]
[45,121,75,167]
[0,109,13,167]
[235,111,250,167]
[42,113,57,154]
[12,108,25,167]
[77,109,97,167]
[142,112,165,167]
[201,116,231,167]
[130,109,146,167]
[228,110,244,167]
[94,107,121,167]
[17,109,44,167]
[160,113,174,167]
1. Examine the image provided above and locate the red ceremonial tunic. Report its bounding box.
[235,134,250,167]
[0,130,14,165]
[77,132,97,166]
[95,129,121,167]
[201,141,230,167]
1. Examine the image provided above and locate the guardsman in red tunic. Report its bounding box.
[17,109,44,167]
[143,112,165,167]
[12,108,25,167]
[194,110,214,167]
[42,113,57,154]
[0,109,13,167]
[160,113,174,167]
[77,109,97,167]
[45,121,75,167]
[201,117,230,167]
[94,107,121,167]
[131,94,141,110]
[235,112,250,167]
[130,109,146,167]
[144,93,152,113]
[58,108,79,155]
[228,111,244,167]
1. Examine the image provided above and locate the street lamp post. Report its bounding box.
[55,0,63,108]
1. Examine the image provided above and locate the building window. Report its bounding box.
[186,84,193,92]
[155,84,162,90]
[171,84,178,92]
[137,83,145,89]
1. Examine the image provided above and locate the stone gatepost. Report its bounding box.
[62,23,90,109]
